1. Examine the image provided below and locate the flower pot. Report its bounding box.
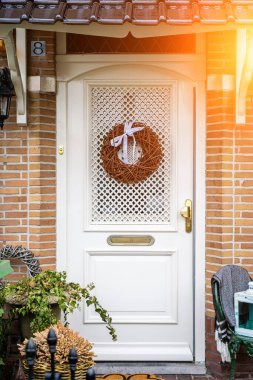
[5,293,62,339]
[20,304,61,339]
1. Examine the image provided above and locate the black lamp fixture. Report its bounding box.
[0,67,15,130]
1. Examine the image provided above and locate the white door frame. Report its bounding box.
[56,52,206,365]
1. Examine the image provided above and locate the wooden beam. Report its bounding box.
[2,21,253,38]
[3,29,27,125]
[236,29,253,124]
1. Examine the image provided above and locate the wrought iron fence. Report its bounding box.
[25,328,96,380]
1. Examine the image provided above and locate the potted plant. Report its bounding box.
[2,270,117,341]
[19,321,95,380]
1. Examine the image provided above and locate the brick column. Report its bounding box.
[0,51,30,279]
[206,31,253,378]
[0,31,57,277]
[206,34,235,374]
[26,30,56,270]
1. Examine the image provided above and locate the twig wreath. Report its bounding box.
[101,121,163,184]
[0,245,41,278]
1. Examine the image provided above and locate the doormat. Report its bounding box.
[97,375,164,380]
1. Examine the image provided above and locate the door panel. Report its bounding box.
[84,251,177,324]
[66,64,193,361]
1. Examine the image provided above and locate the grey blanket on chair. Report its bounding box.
[212,264,251,327]
[211,265,251,362]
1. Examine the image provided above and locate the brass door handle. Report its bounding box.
[180,199,192,233]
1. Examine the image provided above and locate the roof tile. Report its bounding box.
[30,3,62,24]
[0,3,25,23]
[64,4,92,24]
[166,5,193,24]
[1,0,253,25]
[233,4,253,23]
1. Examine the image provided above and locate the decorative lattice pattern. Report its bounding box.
[89,85,173,225]
[67,34,196,54]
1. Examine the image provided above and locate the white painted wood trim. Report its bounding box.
[16,29,27,124]
[57,54,204,63]
[56,81,68,272]
[236,29,247,124]
[3,23,253,39]
[194,80,206,363]
[56,54,205,83]
[4,29,27,124]
[236,29,253,124]
[94,342,193,361]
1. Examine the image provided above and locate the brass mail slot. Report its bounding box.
[107,235,155,246]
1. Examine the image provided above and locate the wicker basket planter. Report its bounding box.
[22,360,91,380]
[19,322,95,380]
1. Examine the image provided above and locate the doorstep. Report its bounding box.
[94,362,206,375]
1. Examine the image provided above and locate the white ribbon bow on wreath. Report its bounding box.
[110,121,144,165]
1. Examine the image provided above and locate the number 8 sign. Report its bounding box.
[31,41,46,56]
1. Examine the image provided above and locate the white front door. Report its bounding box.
[63,62,194,361]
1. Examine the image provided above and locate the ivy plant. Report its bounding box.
[2,271,117,341]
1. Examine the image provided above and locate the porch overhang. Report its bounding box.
[1,1,253,126]
[2,21,253,39]
[2,0,253,38]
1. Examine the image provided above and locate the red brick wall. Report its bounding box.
[206,90,235,316]
[235,94,253,266]
[2,28,253,376]
[206,30,253,377]
[0,31,56,279]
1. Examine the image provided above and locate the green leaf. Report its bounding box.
[2,270,117,340]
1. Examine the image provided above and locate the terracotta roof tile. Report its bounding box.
[1,0,253,25]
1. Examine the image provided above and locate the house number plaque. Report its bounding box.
[107,235,154,246]
[31,41,46,56]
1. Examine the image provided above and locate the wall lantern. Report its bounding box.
[234,281,253,337]
[0,67,15,130]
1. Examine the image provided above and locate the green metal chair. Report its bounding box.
[213,280,253,380]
